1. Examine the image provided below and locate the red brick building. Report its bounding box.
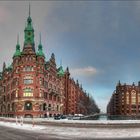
[64,68,90,115]
[0,7,99,117]
[107,81,140,116]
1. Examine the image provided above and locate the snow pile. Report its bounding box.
[40,118,140,125]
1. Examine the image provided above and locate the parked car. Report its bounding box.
[54,115,67,120]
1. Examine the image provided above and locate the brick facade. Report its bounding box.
[0,8,98,118]
[107,81,140,116]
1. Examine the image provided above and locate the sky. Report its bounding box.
[1,1,140,112]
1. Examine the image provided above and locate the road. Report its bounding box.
[0,124,140,140]
[0,125,68,140]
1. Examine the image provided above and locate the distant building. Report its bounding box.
[0,6,99,117]
[107,81,140,116]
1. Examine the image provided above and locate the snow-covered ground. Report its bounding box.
[3,117,140,124]
[0,121,46,130]
[1,119,140,139]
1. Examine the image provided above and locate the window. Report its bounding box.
[39,77,44,86]
[54,96,56,101]
[138,95,140,104]
[23,66,33,72]
[49,95,52,100]
[57,105,59,111]
[44,92,47,99]
[43,103,46,111]
[48,104,51,111]
[126,92,129,104]
[24,75,33,84]
[16,68,19,73]
[15,89,18,97]
[23,87,33,97]
[39,89,43,97]
[12,103,15,111]
[131,90,136,104]
[8,104,10,111]
[44,81,48,88]
[11,92,15,100]
[3,95,5,102]
[49,83,52,88]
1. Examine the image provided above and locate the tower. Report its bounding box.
[22,4,35,54]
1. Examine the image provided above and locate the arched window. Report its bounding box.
[2,105,6,113]
[12,103,15,111]
[23,66,33,72]
[43,103,46,111]
[131,90,136,104]
[24,102,32,110]
[8,104,10,111]
[23,87,33,97]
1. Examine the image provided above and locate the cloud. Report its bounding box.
[70,66,98,77]
[0,6,10,23]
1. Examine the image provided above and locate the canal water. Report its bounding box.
[94,114,140,120]
[98,114,108,120]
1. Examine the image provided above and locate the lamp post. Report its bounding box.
[45,105,55,119]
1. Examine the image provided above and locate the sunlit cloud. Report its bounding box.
[70,66,98,77]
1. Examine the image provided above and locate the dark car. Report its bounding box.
[54,115,67,120]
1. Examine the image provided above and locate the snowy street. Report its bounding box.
[0,120,140,139]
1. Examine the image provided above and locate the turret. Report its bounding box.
[3,62,6,71]
[51,53,55,60]
[138,81,140,87]
[65,67,70,76]
[36,33,45,58]
[76,79,79,86]
[132,82,135,86]
[117,80,121,86]
[49,53,56,67]
[13,35,21,58]
[80,84,83,90]
[57,66,64,77]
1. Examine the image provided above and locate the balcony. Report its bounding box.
[48,88,60,96]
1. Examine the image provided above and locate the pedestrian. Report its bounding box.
[16,116,18,125]
[20,116,23,126]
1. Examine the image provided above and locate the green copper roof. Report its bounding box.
[36,45,45,57]
[57,66,64,77]
[37,34,45,57]
[24,4,34,46]
[7,64,13,71]
[13,35,21,57]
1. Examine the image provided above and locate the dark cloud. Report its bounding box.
[1,1,140,112]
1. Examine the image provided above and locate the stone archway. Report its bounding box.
[24,102,32,110]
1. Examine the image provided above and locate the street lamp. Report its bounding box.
[45,106,50,118]
[45,105,55,118]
